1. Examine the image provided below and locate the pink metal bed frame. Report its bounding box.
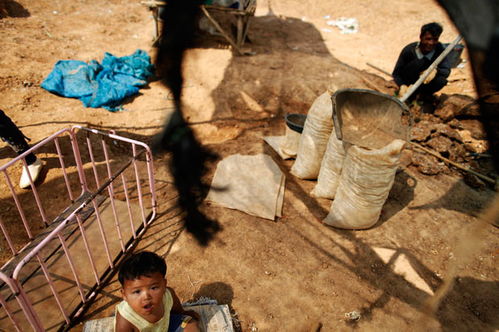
[0,126,157,331]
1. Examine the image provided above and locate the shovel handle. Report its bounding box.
[400,35,463,103]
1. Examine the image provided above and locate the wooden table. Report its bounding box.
[141,0,256,55]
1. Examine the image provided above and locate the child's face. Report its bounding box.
[121,272,167,322]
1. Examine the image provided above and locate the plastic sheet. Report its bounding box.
[41,49,154,111]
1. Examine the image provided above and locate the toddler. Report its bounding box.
[115,251,200,332]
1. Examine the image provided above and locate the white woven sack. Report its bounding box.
[290,91,333,179]
[311,127,349,199]
[323,139,406,229]
[280,125,301,157]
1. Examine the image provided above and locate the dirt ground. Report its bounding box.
[0,0,498,331]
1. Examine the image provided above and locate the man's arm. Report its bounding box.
[392,46,409,86]
[393,43,427,86]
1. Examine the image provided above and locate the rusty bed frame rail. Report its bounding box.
[0,126,157,331]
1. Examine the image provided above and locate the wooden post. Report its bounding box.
[201,5,244,55]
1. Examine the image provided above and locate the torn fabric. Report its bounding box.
[206,154,285,220]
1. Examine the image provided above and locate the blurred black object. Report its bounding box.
[437,0,499,172]
[154,0,221,246]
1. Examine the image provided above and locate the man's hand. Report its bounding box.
[398,84,409,97]
[423,69,437,84]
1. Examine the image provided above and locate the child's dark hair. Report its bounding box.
[420,22,443,38]
[118,251,166,285]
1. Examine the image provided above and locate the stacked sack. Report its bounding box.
[322,139,405,229]
[290,91,333,179]
[291,91,406,229]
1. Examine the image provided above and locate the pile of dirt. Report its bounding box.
[406,94,496,189]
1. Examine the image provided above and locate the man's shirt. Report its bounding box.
[392,41,451,86]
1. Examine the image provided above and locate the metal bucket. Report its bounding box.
[285,113,307,133]
[332,89,411,149]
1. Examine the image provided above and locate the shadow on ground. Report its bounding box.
[0,0,30,18]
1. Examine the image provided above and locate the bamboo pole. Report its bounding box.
[400,35,463,103]
[361,54,496,188]
[410,141,497,186]
[377,36,498,187]
[366,62,392,76]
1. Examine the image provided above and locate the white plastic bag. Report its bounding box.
[311,127,349,199]
[323,139,406,229]
[291,92,333,179]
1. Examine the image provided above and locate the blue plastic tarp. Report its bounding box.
[41,49,154,111]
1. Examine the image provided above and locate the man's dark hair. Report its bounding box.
[118,251,167,285]
[421,22,443,38]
